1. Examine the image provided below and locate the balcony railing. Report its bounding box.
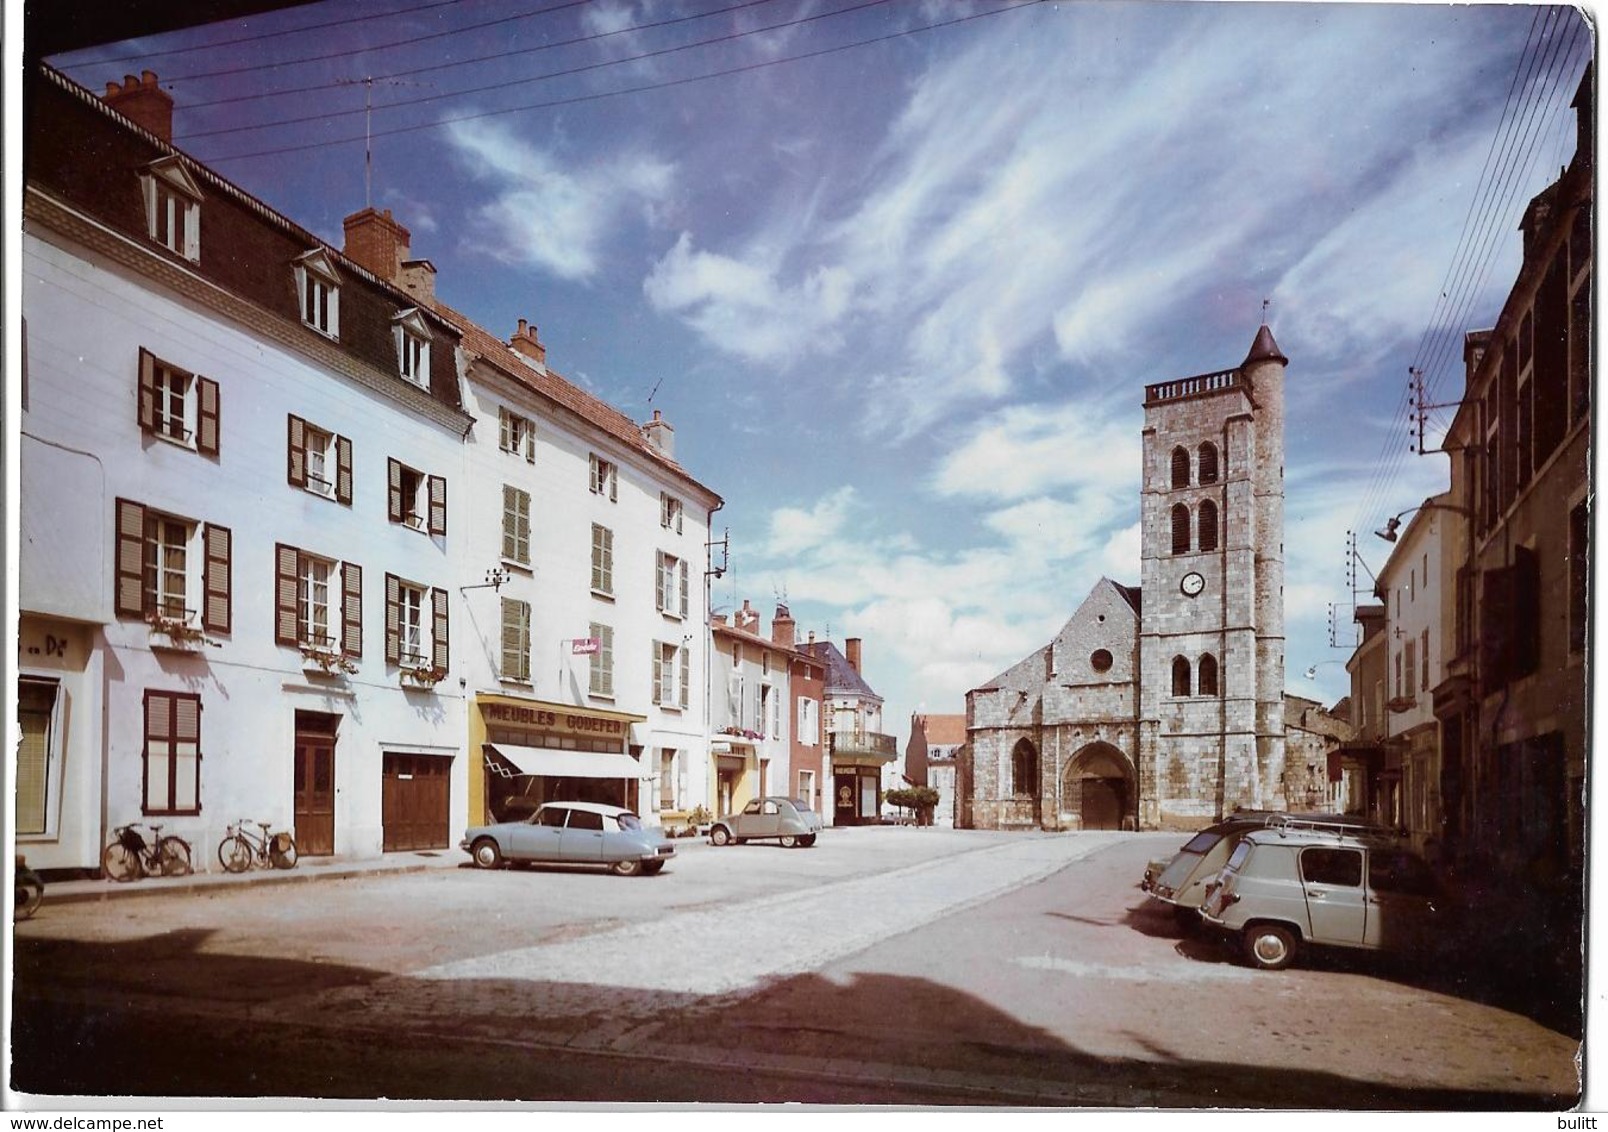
[830,730,898,762]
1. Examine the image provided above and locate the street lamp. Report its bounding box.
[1304,660,1344,680]
[1374,502,1471,543]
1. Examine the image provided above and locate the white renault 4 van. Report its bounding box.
[1199,827,1447,970]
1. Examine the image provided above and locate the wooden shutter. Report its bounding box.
[501,599,526,680]
[202,523,231,633]
[679,647,690,709]
[387,458,403,523]
[651,643,663,705]
[502,486,519,560]
[196,376,220,456]
[384,573,401,664]
[274,543,301,645]
[431,587,450,670]
[655,554,666,612]
[287,415,307,487]
[524,421,535,463]
[428,475,447,536]
[342,561,363,658]
[137,349,157,434]
[500,408,512,452]
[679,560,689,619]
[335,435,353,505]
[114,499,149,617]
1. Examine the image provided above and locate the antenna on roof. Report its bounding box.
[1261,297,1271,325]
[335,76,433,208]
[647,374,665,402]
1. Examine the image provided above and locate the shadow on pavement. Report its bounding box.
[1117,892,1583,1040]
[10,926,1578,1108]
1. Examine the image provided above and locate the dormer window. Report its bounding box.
[393,308,432,389]
[295,249,340,340]
[139,157,201,261]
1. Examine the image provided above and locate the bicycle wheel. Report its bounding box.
[157,836,193,877]
[217,834,252,874]
[15,877,43,921]
[101,841,142,882]
[268,832,299,871]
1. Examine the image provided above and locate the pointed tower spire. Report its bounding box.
[1243,323,1288,368]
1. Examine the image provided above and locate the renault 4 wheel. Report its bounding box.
[1243,923,1297,970]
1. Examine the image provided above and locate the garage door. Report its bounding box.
[382,753,451,851]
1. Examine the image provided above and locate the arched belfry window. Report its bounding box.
[1171,655,1192,697]
[1171,447,1191,489]
[1199,499,1219,552]
[1171,504,1191,555]
[1198,653,1220,696]
[1010,739,1039,796]
[1198,442,1220,484]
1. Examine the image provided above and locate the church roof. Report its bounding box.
[1242,324,1288,367]
[1110,581,1142,616]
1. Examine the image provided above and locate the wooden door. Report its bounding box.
[1080,778,1124,831]
[382,753,450,851]
[294,734,336,855]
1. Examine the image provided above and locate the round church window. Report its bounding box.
[1090,649,1113,673]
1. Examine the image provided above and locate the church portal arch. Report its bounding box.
[1061,742,1135,831]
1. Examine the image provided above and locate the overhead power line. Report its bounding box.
[172,0,779,111]
[58,0,484,68]
[178,0,893,140]
[1346,5,1588,534]
[192,0,1047,165]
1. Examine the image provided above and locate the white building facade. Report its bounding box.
[20,67,472,871]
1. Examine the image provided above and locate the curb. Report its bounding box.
[35,854,464,907]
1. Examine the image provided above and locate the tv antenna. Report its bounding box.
[335,76,433,209]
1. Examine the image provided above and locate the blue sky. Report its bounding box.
[44,0,1591,735]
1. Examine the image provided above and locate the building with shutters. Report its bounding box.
[799,638,895,825]
[707,601,794,819]
[1427,67,1591,1004]
[18,63,725,874]
[19,66,472,870]
[332,206,722,833]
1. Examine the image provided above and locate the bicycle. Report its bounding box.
[217,818,299,873]
[101,823,194,882]
[15,855,43,920]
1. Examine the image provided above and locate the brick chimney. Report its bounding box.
[398,258,436,305]
[642,410,675,460]
[735,599,761,635]
[103,72,173,143]
[772,603,795,649]
[343,208,411,281]
[846,638,862,673]
[510,319,547,372]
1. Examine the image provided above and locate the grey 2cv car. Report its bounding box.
[461,800,674,876]
[709,797,823,847]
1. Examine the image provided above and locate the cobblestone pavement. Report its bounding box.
[11,828,1584,1107]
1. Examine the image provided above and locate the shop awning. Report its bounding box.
[487,744,642,780]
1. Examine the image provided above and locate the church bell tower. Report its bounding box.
[1136,325,1288,829]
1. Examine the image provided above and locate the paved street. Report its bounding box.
[10,828,1581,1107]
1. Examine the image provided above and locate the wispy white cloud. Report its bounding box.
[643,233,852,362]
[931,402,1141,502]
[445,118,674,281]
